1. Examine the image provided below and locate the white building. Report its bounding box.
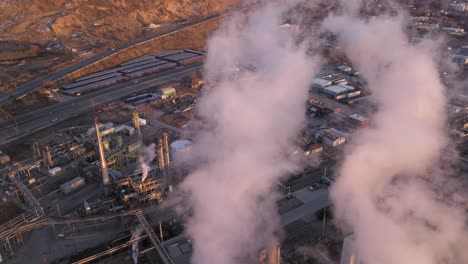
[138,118,147,127]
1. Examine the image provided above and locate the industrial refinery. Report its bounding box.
[0,1,467,264]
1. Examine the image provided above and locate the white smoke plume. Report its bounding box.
[130,225,144,264]
[325,1,468,264]
[177,1,320,264]
[137,143,156,182]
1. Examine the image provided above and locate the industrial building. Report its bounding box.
[449,3,467,12]
[337,65,352,74]
[315,129,346,147]
[60,50,204,96]
[312,78,332,89]
[159,86,176,99]
[349,114,369,127]
[0,150,10,164]
[60,177,85,194]
[322,84,360,100]
[304,143,323,155]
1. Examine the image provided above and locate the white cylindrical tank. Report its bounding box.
[171,140,192,153]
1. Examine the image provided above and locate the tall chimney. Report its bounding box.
[44,145,53,168]
[162,132,172,191]
[268,244,280,264]
[163,132,170,168]
[33,141,42,160]
[158,138,165,170]
[133,112,141,139]
[94,117,110,194]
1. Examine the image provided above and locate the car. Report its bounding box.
[51,118,58,122]
[308,186,314,191]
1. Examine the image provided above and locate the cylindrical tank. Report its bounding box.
[170,140,192,154]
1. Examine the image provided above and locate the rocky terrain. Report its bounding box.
[0,0,241,93]
[0,0,241,46]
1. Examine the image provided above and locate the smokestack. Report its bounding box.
[44,145,53,168]
[268,244,280,264]
[162,132,172,191]
[158,138,165,170]
[33,141,42,160]
[163,132,170,168]
[94,117,110,194]
[133,112,141,139]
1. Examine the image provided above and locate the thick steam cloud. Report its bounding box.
[178,2,320,264]
[138,143,156,182]
[325,2,468,264]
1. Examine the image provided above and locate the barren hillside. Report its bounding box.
[0,0,241,46]
[0,0,241,97]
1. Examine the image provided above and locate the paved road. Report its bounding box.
[0,2,259,106]
[0,63,202,146]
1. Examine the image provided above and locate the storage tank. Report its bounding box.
[170,140,192,160]
[60,177,85,194]
[48,167,62,176]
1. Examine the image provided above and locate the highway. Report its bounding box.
[0,2,259,107]
[0,63,202,146]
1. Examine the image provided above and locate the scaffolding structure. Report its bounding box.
[113,171,165,207]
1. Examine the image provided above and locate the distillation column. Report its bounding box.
[94,117,110,195]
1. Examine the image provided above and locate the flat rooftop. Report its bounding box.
[349,114,368,122]
[323,84,354,95]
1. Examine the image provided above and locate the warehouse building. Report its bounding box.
[304,143,323,155]
[349,114,369,127]
[60,177,85,195]
[337,65,352,73]
[159,87,176,99]
[312,78,332,89]
[322,84,357,100]
[315,129,346,147]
